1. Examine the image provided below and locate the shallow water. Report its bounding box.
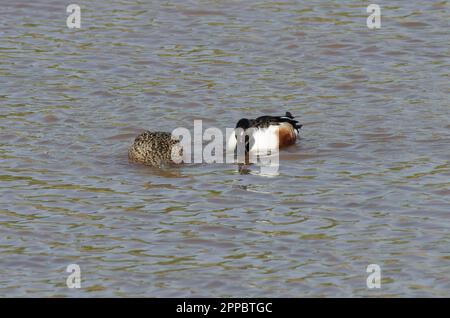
[0,0,449,297]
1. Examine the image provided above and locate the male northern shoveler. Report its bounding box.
[128,131,183,166]
[228,112,302,153]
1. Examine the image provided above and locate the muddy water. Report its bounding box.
[0,0,449,297]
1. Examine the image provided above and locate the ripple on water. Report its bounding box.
[0,0,449,297]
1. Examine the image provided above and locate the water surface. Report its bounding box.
[0,0,449,297]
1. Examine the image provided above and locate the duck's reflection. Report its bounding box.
[235,154,280,177]
[238,163,251,175]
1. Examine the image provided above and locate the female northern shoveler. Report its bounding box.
[128,131,182,166]
[228,112,302,153]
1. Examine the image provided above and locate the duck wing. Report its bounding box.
[252,112,303,132]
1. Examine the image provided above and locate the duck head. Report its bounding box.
[236,118,252,152]
[227,118,251,153]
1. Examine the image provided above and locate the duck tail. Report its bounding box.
[281,112,303,131]
[285,111,294,119]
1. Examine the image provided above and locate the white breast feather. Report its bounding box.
[228,125,289,154]
[227,130,237,153]
[250,126,279,153]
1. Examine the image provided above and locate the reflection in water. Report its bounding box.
[234,153,280,177]
[238,163,251,175]
[0,0,449,297]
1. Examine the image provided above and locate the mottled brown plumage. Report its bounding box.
[128,131,183,166]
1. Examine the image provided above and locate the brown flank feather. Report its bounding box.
[278,124,297,148]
